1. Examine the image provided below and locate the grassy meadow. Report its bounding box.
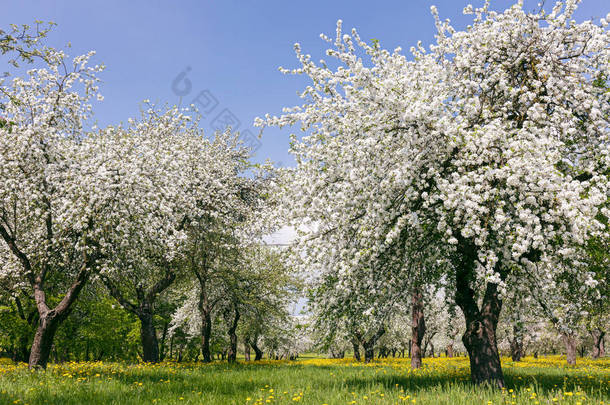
[0,355,608,405]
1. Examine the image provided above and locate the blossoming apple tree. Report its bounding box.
[96,106,258,363]
[0,46,111,368]
[258,0,609,386]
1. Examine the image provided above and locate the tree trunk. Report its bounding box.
[447,344,454,358]
[226,305,240,363]
[351,338,361,361]
[591,329,605,359]
[455,242,505,387]
[363,326,385,363]
[251,337,263,361]
[411,288,426,369]
[29,266,91,369]
[29,314,61,369]
[244,341,251,361]
[562,333,577,365]
[101,267,174,364]
[459,283,504,387]
[363,345,374,362]
[139,309,159,363]
[201,309,212,363]
[0,223,95,369]
[510,337,523,362]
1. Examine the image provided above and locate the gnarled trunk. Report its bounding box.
[139,308,159,363]
[455,242,504,387]
[411,288,426,369]
[351,338,361,361]
[591,329,605,359]
[459,283,504,387]
[250,337,263,361]
[201,309,212,363]
[562,333,577,365]
[226,305,240,363]
[510,321,525,362]
[362,326,385,363]
[1,221,93,369]
[102,267,175,364]
[244,341,251,361]
[29,266,91,369]
[29,313,61,369]
[510,334,523,362]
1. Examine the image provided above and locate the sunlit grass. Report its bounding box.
[0,355,608,404]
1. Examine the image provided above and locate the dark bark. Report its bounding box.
[29,314,61,369]
[101,267,175,364]
[510,325,523,362]
[351,337,361,361]
[362,326,385,363]
[447,344,454,358]
[244,341,251,361]
[201,309,212,363]
[454,240,505,387]
[411,288,426,369]
[226,305,240,363]
[29,261,92,369]
[193,264,222,364]
[591,329,605,359]
[562,333,577,365]
[138,308,159,363]
[364,344,375,362]
[250,336,263,361]
[510,344,522,362]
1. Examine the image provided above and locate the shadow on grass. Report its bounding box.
[342,368,609,397]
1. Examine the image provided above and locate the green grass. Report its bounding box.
[0,356,608,404]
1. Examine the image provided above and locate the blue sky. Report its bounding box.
[2,0,607,167]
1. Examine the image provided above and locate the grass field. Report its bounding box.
[0,356,608,405]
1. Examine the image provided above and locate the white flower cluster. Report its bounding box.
[0,47,258,316]
[257,0,609,326]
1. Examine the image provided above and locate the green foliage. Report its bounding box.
[0,287,141,362]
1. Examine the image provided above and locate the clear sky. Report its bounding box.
[2,0,607,167]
